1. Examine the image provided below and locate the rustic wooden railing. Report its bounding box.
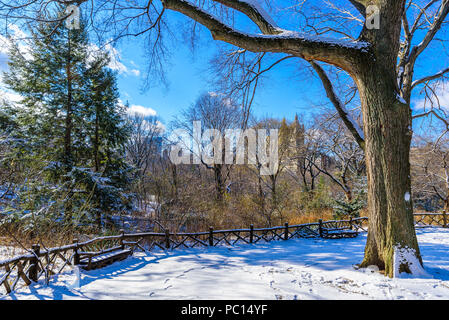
[0,213,446,295]
[413,212,448,228]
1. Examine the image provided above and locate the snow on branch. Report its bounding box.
[162,0,370,70]
[411,67,449,89]
[213,0,281,34]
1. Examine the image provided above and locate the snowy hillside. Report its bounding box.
[2,228,449,300]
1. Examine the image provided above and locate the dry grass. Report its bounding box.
[0,223,102,257]
[287,209,334,225]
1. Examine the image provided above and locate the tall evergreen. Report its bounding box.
[2,14,132,230]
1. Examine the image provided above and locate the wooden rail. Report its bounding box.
[0,213,446,295]
[413,212,448,228]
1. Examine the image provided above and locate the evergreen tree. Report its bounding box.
[81,52,133,226]
[2,14,133,230]
[332,198,364,220]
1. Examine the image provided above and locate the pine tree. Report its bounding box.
[81,52,133,227]
[2,14,132,230]
[332,198,364,220]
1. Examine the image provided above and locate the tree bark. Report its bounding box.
[356,61,421,277]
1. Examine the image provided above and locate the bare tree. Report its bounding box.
[125,113,163,211]
[412,132,449,212]
[287,120,322,194]
[171,92,243,201]
[310,113,365,202]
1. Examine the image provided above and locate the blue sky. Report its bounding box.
[1,1,447,132]
[114,36,326,126]
[0,17,327,124]
[109,3,448,131]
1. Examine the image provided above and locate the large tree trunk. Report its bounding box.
[356,62,421,277]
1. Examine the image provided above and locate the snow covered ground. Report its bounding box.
[3,228,449,300]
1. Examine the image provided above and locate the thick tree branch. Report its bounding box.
[212,0,281,34]
[309,60,365,151]
[161,0,370,72]
[348,0,367,16]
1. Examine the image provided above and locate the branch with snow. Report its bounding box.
[161,0,370,72]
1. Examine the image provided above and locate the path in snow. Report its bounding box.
[3,228,449,300]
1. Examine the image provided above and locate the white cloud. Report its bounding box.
[414,82,449,112]
[0,89,21,103]
[8,24,27,40]
[101,43,141,77]
[0,24,32,73]
[0,24,31,105]
[87,42,140,77]
[1,26,141,79]
[127,104,157,117]
[155,120,166,132]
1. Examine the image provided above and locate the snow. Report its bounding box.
[393,245,428,278]
[3,228,449,300]
[239,0,278,27]
[404,192,410,201]
[271,30,370,51]
[0,245,27,262]
[397,93,407,104]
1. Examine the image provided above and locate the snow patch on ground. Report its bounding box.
[0,245,27,261]
[3,228,449,300]
[393,245,429,278]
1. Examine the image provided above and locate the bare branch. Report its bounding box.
[406,0,449,69]
[412,67,449,89]
[212,0,281,34]
[309,60,365,150]
[161,0,369,72]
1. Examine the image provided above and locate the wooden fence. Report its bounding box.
[0,213,446,295]
[414,212,448,228]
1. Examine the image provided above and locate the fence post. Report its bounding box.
[165,229,170,249]
[284,222,289,240]
[119,229,125,249]
[249,224,254,244]
[73,239,80,266]
[209,227,214,246]
[443,210,447,228]
[349,217,353,230]
[29,244,40,282]
[318,219,323,238]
